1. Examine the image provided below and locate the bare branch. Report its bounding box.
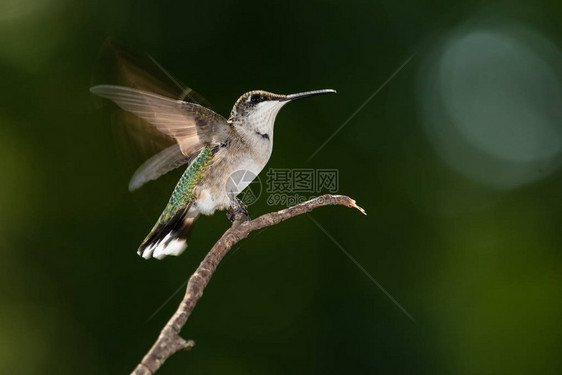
[131,194,366,375]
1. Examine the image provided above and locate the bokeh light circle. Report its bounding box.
[419,20,562,189]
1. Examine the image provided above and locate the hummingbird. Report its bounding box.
[90,80,335,259]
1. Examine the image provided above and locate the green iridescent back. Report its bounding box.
[159,146,214,223]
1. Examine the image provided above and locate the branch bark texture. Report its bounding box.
[131,194,366,375]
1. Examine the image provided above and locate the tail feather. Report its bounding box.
[138,208,198,260]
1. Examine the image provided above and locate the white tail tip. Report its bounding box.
[140,234,187,260]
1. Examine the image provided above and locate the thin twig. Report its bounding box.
[131,194,366,375]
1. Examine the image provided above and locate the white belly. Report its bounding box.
[195,191,222,215]
[195,158,265,216]
[227,158,263,195]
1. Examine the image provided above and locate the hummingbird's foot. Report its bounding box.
[227,198,251,222]
[227,207,251,222]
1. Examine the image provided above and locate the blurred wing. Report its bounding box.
[92,37,214,109]
[90,85,230,158]
[91,38,225,190]
[129,143,193,191]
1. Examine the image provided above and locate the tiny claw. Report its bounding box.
[227,207,251,222]
[227,210,235,222]
[227,198,251,222]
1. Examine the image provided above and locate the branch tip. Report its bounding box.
[183,340,196,351]
[351,200,367,215]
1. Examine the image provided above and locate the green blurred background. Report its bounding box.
[2,0,562,374]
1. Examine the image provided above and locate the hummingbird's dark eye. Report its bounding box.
[250,94,262,103]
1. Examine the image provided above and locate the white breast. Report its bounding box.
[195,153,268,216]
[227,158,264,196]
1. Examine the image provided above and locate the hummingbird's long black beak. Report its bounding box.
[280,89,336,102]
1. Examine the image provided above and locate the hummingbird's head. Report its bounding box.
[229,89,336,139]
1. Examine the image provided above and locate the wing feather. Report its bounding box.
[90,85,231,189]
[128,144,193,191]
[90,84,231,153]
[90,39,231,190]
